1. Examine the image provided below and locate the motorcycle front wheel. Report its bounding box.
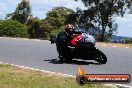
[59,55,73,62]
[95,49,107,64]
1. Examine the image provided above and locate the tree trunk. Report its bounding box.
[100,25,105,42]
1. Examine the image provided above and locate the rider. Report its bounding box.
[56,24,75,58]
[65,24,83,46]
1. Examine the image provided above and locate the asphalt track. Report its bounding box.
[0,37,132,86]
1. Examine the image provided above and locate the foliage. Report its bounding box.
[27,17,53,38]
[46,7,74,27]
[6,0,32,24]
[65,13,78,25]
[75,0,131,42]
[41,19,54,38]
[44,7,75,35]
[124,38,132,44]
[4,1,78,38]
[0,20,28,38]
[4,6,75,39]
[50,26,65,35]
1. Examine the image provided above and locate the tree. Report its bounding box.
[65,13,78,25]
[75,0,131,41]
[41,19,54,38]
[43,7,75,36]
[27,17,53,38]
[6,0,32,24]
[126,0,132,14]
[27,17,41,38]
[45,7,75,29]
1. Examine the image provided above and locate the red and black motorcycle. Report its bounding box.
[49,29,107,64]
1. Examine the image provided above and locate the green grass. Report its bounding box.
[0,64,111,88]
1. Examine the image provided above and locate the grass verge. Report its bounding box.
[97,42,132,48]
[0,64,113,88]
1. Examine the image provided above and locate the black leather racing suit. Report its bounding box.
[56,30,83,58]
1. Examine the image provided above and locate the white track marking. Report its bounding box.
[115,84,132,88]
[24,39,28,40]
[103,84,118,88]
[36,40,41,42]
[0,62,75,77]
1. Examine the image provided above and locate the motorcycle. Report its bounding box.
[49,28,107,64]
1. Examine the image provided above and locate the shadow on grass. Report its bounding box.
[44,59,102,65]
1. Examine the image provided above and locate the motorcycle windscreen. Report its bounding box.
[82,33,96,46]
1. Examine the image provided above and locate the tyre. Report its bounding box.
[95,49,107,64]
[59,56,64,62]
[65,57,73,62]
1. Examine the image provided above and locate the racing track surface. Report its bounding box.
[0,37,132,86]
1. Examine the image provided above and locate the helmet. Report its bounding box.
[65,24,75,35]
